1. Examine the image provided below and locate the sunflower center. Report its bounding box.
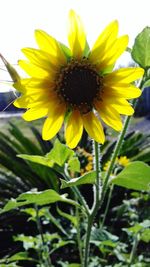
[56,59,103,113]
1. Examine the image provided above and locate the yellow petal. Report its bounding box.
[97,35,129,69]
[65,109,83,148]
[68,10,86,59]
[35,30,66,65]
[82,112,105,144]
[18,78,55,91]
[23,87,53,97]
[23,107,48,121]
[21,92,48,104]
[14,96,30,108]
[111,99,134,115]
[42,104,66,140]
[21,48,57,72]
[95,101,122,131]
[104,67,144,84]
[14,89,57,109]
[19,60,49,78]
[90,20,118,62]
[103,84,141,99]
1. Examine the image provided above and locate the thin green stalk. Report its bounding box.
[101,115,131,201]
[35,205,52,267]
[128,234,140,266]
[101,184,114,229]
[35,205,45,266]
[82,217,93,267]
[101,77,145,206]
[76,203,83,262]
[82,77,145,266]
[94,141,101,204]
[83,141,101,267]
[82,111,133,267]
[63,171,90,216]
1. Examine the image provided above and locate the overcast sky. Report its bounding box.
[0,0,149,91]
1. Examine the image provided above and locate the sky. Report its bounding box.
[0,0,150,91]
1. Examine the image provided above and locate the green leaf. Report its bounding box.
[143,79,150,88]
[126,224,143,234]
[0,263,19,267]
[140,219,150,228]
[6,252,32,262]
[57,207,77,226]
[140,229,150,243]
[51,240,75,253]
[14,233,60,251]
[111,161,150,191]
[18,139,75,168]
[46,210,69,237]
[91,228,118,242]
[0,252,33,264]
[60,171,96,189]
[46,139,74,166]
[0,189,78,213]
[131,147,150,163]
[124,220,150,236]
[100,240,117,248]
[68,157,80,173]
[68,265,81,267]
[17,154,54,167]
[131,27,150,68]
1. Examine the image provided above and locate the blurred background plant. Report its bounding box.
[0,119,149,266]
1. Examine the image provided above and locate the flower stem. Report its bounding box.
[128,234,140,266]
[101,115,131,202]
[83,141,101,267]
[82,76,145,266]
[94,141,101,203]
[100,77,145,206]
[83,216,93,267]
[35,205,52,267]
[101,184,114,229]
[63,171,90,216]
[76,201,83,262]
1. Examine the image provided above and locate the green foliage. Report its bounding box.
[111,161,150,191]
[18,138,79,172]
[46,139,74,166]
[60,171,96,189]
[102,131,150,166]
[0,123,150,265]
[68,157,80,173]
[0,122,59,201]
[57,206,77,227]
[1,189,78,214]
[132,27,150,68]
[142,79,150,88]
[124,219,150,244]
[0,251,34,266]
[59,263,81,267]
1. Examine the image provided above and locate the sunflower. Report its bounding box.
[103,156,130,171]
[14,10,144,148]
